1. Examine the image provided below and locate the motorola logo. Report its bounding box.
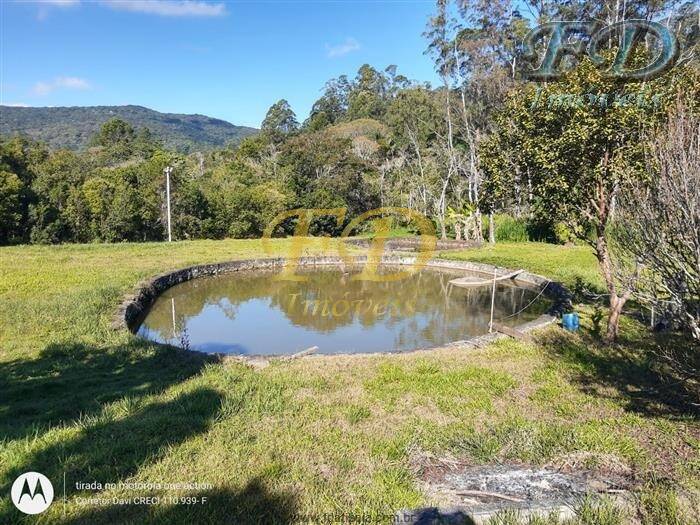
[11,472,54,515]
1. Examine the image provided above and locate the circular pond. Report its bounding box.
[135,265,551,356]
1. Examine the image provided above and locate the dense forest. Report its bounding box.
[1,0,699,344]
[0,105,257,152]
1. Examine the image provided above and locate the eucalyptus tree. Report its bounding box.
[347,65,389,121]
[385,88,441,217]
[424,0,530,240]
[549,0,681,23]
[424,0,463,239]
[261,100,299,142]
[306,75,352,131]
[671,1,700,67]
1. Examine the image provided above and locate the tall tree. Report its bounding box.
[306,75,352,130]
[261,100,299,142]
[424,0,461,239]
[347,65,388,120]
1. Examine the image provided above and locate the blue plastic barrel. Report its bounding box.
[562,312,580,332]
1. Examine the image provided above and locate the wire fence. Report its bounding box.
[497,280,553,321]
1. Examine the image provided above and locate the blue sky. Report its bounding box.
[1,0,441,127]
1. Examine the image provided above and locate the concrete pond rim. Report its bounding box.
[115,255,573,361]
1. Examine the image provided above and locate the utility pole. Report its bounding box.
[164,166,173,242]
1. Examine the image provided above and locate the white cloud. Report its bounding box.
[35,0,79,21]
[35,0,226,18]
[101,0,226,17]
[33,76,91,96]
[33,82,54,96]
[2,102,31,107]
[326,37,361,58]
[56,76,90,89]
[37,0,80,6]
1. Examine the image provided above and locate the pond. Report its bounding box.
[136,266,550,355]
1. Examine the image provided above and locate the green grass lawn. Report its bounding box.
[440,242,604,293]
[0,240,697,524]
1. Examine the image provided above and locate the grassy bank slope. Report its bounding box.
[440,242,603,293]
[0,240,697,524]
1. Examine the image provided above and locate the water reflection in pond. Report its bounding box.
[136,266,550,355]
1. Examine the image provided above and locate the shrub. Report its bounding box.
[493,214,529,242]
[554,222,576,244]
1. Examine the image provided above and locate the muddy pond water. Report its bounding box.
[136,266,550,355]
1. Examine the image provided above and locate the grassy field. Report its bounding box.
[0,240,698,524]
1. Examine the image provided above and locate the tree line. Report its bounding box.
[0,61,535,246]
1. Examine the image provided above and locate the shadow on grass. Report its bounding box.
[0,339,302,524]
[0,386,227,523]
[67,479,299,525]
[0,339,216,441]
[398,507,474,525]
[538,324,699,418]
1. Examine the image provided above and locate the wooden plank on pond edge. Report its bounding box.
[491,322,533,343]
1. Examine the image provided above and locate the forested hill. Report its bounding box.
[0,105,258,152]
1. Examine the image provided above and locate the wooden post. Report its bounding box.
[171,297,176,342]
[489,267,497,333]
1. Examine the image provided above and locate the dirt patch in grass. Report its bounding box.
[417,458,634,517]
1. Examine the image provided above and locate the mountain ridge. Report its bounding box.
[0,104,258,152]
